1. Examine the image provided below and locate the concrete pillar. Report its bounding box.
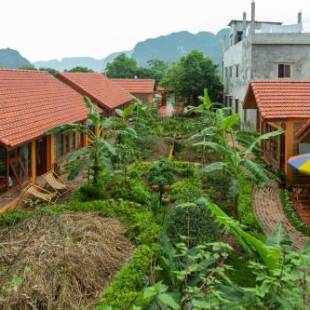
[251,0,256,36]
[298,11,302,24]
[243,12,247,36]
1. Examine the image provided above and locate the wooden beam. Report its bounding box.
[284,120,294,182]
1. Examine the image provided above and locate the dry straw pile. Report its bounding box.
[0,212,134,309]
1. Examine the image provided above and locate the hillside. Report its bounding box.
[34,51,132,72]
[0,48,32,69]
[33,29,229,71]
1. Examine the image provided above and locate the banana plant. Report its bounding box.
[49,96,115,186]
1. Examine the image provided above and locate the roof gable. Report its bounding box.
[0,69,89,148]
[243,80,310,119]
[57,72,133,110]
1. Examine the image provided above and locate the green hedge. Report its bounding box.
[238,179,261,232]
[97,244,158,309]
[281,190,310,236]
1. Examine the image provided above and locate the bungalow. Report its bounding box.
[0,69,90,194]
[111,78,156,104]
[56,72,134,114]
[243,80,310,184]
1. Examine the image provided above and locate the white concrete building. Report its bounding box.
[223,1,310,129]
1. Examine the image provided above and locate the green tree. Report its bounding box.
[162,50,223,104]
[19,64,37,70]
[139,59,168,83]
[39,67,58,74]
[66,66,94,73]
[105,53,140,78]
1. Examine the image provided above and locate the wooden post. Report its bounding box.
[49,135,56,171]
[284,120,294,182]
[31,140,36,184]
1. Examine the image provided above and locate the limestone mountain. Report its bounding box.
[33,29,230,71]
[0,48,32,69]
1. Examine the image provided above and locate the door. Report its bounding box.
[36,137,47,176]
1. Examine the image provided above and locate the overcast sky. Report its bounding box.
[2,0,310,62]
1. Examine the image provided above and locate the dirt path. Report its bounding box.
[253,182,308,250]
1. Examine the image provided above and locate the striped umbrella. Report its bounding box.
[288,154,310,175]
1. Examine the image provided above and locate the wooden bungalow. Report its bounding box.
[111,78,155,105]
[243,80,310,184]
[56,72,134,114]
[0,69,89,194]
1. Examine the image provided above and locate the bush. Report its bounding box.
[166,198,221,247]
[106,175,151,206]
[127,161,152,179]
[169,177,203,204]
[78,183,107,201]
[97,245,158,309]
[281,190,310,236]
[238,179,261,232]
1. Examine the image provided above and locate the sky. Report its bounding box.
[1,0,310,62]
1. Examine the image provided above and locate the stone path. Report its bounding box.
[253,182,308,250]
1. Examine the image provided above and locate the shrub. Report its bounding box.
[237,179,261,232]
[169,177,203,204]
[78,183,107,201]
[97,245,158,309]
[106,175,151,206]
[127,161,152,179]
[166,198,221,247]
[148,160,176,187]
[281,190,310,236]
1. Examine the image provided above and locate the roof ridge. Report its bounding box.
[251,80,310,83]
[0,68,46,73]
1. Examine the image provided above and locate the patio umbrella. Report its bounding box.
[288,153,310,175]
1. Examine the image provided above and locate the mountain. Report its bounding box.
[33,29,230,71]
[0,48,32,69]
[132,30,229,66]
[34,51,132,72]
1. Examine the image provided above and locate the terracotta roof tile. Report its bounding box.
[244,80,310,119]
[112,79,155,94]
[0,69,89,148]
[57,72,133,110]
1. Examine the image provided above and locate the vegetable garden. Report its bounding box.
[0,95,309,309]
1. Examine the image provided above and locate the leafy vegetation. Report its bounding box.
[2,90,310,309]
[281,189,310,236]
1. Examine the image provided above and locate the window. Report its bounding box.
[225,67,228,78]
[229,66,233,78]
[235,65,239,78]
[235,99,239,113]
[278,64,291,78]
[237,31,243,42]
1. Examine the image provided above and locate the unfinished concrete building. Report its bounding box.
[223,1,310,129]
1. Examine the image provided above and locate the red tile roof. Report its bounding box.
[112,79,155,94]
[244,80,310,119]
[57,72,133,110]
[0,69,89,148]
[296,119,310,140]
